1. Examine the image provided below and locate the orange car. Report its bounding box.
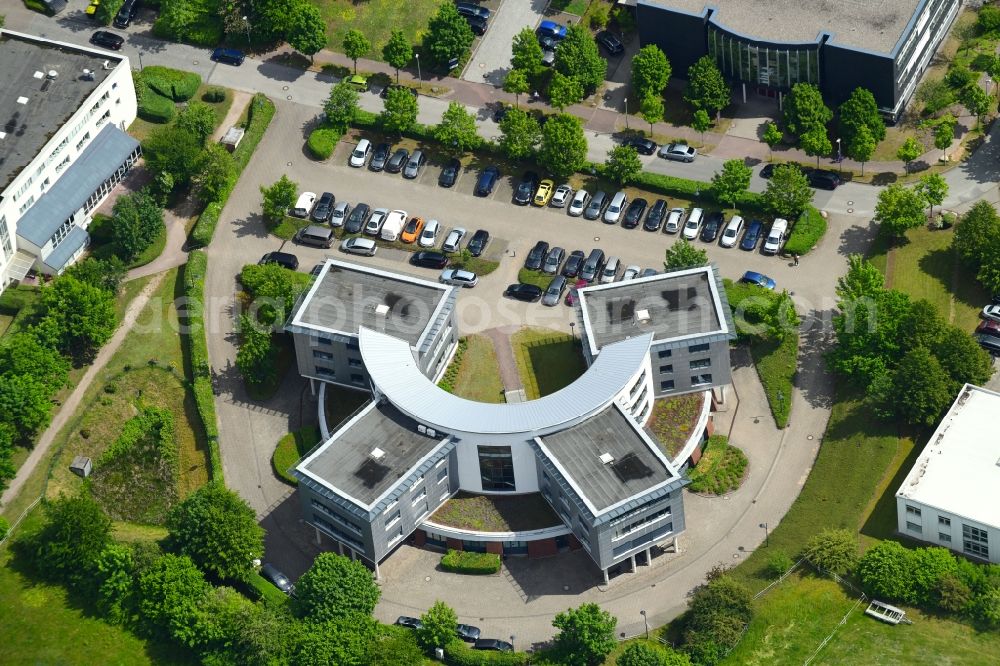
[400,216,425,244]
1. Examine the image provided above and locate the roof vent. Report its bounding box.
[373,302,390,332]
[82,69,94,81]
[599,452,615,465]
[370,447,386,461]
[103,60,112,70]
[634,308,651,325]
[16,96,28,105]
[33,70,44,79]
[417,424,427,435]
[426,428,437,439]
[47,69,58,79]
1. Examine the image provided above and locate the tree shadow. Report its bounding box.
[256,54,308,83]
[916,247,955,295]
[870,172,898,186]
[859,433,928,544]
[795,307,836,411]
[835,216,879,258]
[231,212,271,240]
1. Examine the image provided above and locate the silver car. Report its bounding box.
[442,227,467,253]
[568,189,590,216]
[541,275,567,306]
[341,237,377,256]
[403,150,425,179]
[658,142,698,162]
[439,268,478,287]
[550,184,573,208]
[330,201,351,227]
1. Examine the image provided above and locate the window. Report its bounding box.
[691,373,713,387]
[317,337,332,345]
[659,364,673,374]
[939,532,952,543]
[657,349,672,359]
[50,218,75,247]
[350,373,365,385]
[963,524,989,559]
[660,380,675,391]
[906,521,922,533]
[75,131,91,152]
[613,506,672,541]
[346,339,360,350]
[315,366,335,377]
[938,515,951,526]
[312,350,334,361]
[689,358,711,370]
[906,505,922,517]
[348,357,363,368]
[310,500,363,535]
[387,526,404,546]
[384,509,400,529]
[435,458,446,468]
[436,467,448,484]
[478,446,515,491]
[313,515,364,551]
[411,487,426,505]
[688,343,710,353]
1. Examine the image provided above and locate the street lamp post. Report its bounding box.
[640,610,649,640]
[624,97,629,131]
[242,16,251,46]
[759,522,769,547]
[415,53,421,82]
[510,635,516,651]
[835,137,842,173]
[569,321,576,339]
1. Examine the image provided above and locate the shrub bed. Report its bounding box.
[137,85,176,123]
[188,201,221,250]
[687,435,748,494]
[783,205,827,256]
[444,639,529,666]
[440,549,501,575]
[141,66,202,102]
[437,338,468,393]
[629,170,767,212]
[307,127,339,160]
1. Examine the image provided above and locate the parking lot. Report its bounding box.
[462,0,550,87]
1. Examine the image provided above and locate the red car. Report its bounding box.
[565,279,588,306]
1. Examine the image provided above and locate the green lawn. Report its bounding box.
[270,214,309,241]
[312,0,446,57]
[549,0,591,15]
[272,425,321,485]
[439,335,505,403]
[749,334,798,429]
[517,268,554,290]
[646,392,706,459]
[0,284,41,340]
[511,328,586,399]
[687,436,748,495]
[127,83,236,143]
[430,491,562,532]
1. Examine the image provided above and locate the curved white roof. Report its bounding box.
[360,327,653,435]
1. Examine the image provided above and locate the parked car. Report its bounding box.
[440,268,478,287]
[599,256,621,284]
[456,624,482,643]
[369,142,391,171]
[658,143,698,162]
[411,251,449,269]
[345,74,369,92]
[663,207,684,234]
[380,209,407,241]
[719,215,745,248]
[474,639,515,652]
[330,201,351,228]
[311,191,335,223]
[401,216,425,244]
[565,278,588,306]
[583,190,607,220]
[700,211,724,242]
[403,150,426,179]
[505,283,543,302]
[533,179,555,207]
[90,30,124,50]
[113,0,139,29]
[541,49,556,67]
[467,229,490,257]
[439,158,461,188]
[344,203,370,234]
[395,616,423,630]
[475,165,500,196]
[456,2,491,19]
[740,270,776,290]
[568,189,589,216]
[624,136,656,155]
[385,148,409,173]
[211,47,245,66]
[542,246,566,274]
[982,304,1000,323]
[622,265,641,281]
[682,207,704,240]
[419,219,441,248]
[443,227,467,253]
[603,191,628,224]
[640,268,658,278]
[740,219,765,251]
[341,237,377,256]
[465,14,488,35]
[622,198,648,229]
[976,319,1000,336]
[809,169,842,190]
[579,249,605,283]
[542,275,568,306]
[644,199,667,231]
[290,192,316,218]
[550,184,573,208]
[562,250,586,278]
[258,252,299,271]
[762,218,789,255]
[259,563,294,595]
[295,225,335,248]
[977,333,1000,356]
[349,139,371,168]
[525,241,549,271]
[536,20,567,40]
[365,208,389,236]
[515,171,540,205]
[596,30,624,55]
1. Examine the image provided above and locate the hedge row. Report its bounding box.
[136,83,176,123]
[443,639,528,666]
[142,65,202,101]
[783,205,827,256]
[189,94,276,248]
[628,170,767,212]
[437,338,468,393]
[180,250,223,480]
[440,549,501,575]
[307,127,339,160]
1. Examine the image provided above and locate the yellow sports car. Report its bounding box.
[533,179,554,207]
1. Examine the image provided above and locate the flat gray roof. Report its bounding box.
[0,31,119,189]
[302,401,446,508]
[578,266,729,353]
[289,259,451,346]
[642,0,921,53]
[538,405,677,514]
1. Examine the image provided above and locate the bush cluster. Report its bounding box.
[679,576,754,665]
[783,205,827,256]
[142,66,202,102]
[686,435,748,495]
[443,639,529,665]
[440,549,501,575]
[307,127,339,160]
[202,86,226,103]
[628,170,767,212]
[437,338,469,393]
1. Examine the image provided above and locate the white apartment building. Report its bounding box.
[895,384,1000,563]
[0,30,139,294]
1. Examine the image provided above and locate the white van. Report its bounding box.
[603,191,628,224]
[682,208,704,240]
[599,256,621,284]
[762,218,788,255]
[720,215,745,248]
[380,209,408,242]
[419,219,441,248]
[349,139,371,168]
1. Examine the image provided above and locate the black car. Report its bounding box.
[369,143,391,171]
[379,83,418,99]
[113,0,139,28]
[210,48,245,66]
[474,638,515,652]
[625,137,656,155]
[395,616,423,630]
[505,283,543,302]
[622,198,648,229]
[562,250,586,278]
[456,623,482,642]
[524,241,549,271]
[740,219,765,251]
[439,158,461,188]
[465,15,488,36]
[456,2,490,20]
[467,229,490,257]
[311,192,335,223]
[411,251,449,269]
[644,199,667,231]
[475,166,500,196]
[514,171,539,205]
[596,31,624,55]
[700,211,724,242]
[90,30,124,50]
[258,252,299,271]
[385,148,409,174]
[809,169,842,190]
[259,563,294,595]
[344,203,370,234]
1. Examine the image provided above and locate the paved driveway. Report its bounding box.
[463,0,550,87]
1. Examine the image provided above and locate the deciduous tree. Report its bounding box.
[142,126,203,188]
[324,80,360,132]
[846,123,876,175]
[953,200,1000,264]
[32,492,112,587]
[434,101,480,155]
[691,109,711,142]
[916,172,948,218]
[554,23,606,94]
[96,0,125,26]
[640,95,664,135]
[382,30,412,83]
[380,85,419,135]
[896,136,923,174]
[177,101,217,145]
[836,254,884,300]
[857,540,914,601]
[711,159,752,208]
[663,238,708,271]
[342,29,371,73]
[874,183,925,239]
[0,372,53,439]
[0,332,69,395]
[194,144,237,204]
[235,313,276,387]
[498,107,541,160]
[803,528,857,574]
[631,44,671,99]
[549,71,584,110]
[417,600,458,650]
[511,27,544,72]
[538,113,588,179]
[762,121,782,161]
[783,82,832,139]
[138,553,211,644]
[260,175,298,224]
[800,125,832,168]
[934,117,955,160]
[960,83,991,127]
[838,87,886,148]
[503,68,530,107]
[35,276,117,364]
[295,553,381,622]
[934,326,994,391]
[424,3,474,66]
[618,641,692,666]
[604,145,643,185]
[762,163,814,219]
[684,56,729,120]
[287,3,327,63]
[552,603,617,666]
[883,347,954,425]
[111,188,165,261]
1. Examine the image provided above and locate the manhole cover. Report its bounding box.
[847,208,854,214]
[283,85,289,90]
[733,553,740,559]
[424,576,431,582]
[287,95,292,100]
[193,60,199,65]
[594,236,600,241]
[847,200,854,205]
[807,435,814,440]
[286,161,292,166]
